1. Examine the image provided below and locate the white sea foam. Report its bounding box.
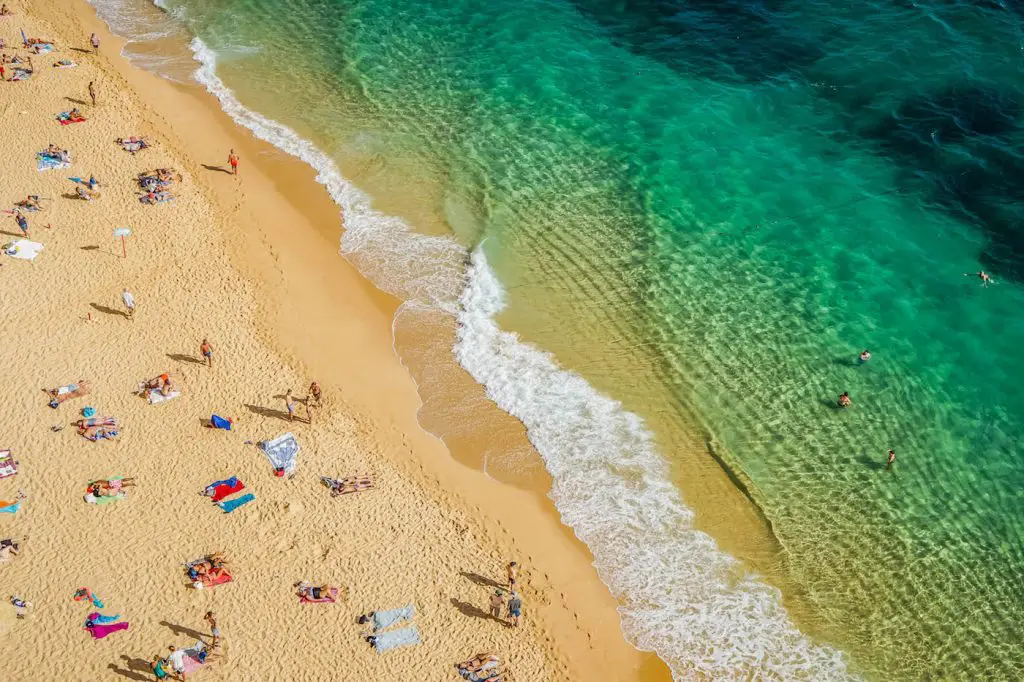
[86,6,858,677]
[455,248,856,681]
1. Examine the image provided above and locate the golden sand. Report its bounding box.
[0,1,673,680]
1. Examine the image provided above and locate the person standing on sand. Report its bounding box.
[506,561,517,588]
[200,339,213,368]
[305,400,314,425]
[90,33,99,53]
[309,380,322,406]
[204,610,220,649]
[285,389,295,421]
[151,655,170,680]
[15,213,28,237]
[507,591,523,627]
[88,81,96,106]
[228,149,239,175]
[887,449,896,470]
[122,288,136,320]
[489,589,504,619]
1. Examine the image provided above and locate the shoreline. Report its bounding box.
[1,0,674,679]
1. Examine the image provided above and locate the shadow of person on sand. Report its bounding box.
[66,96,89,105]
[167,353,205,365]
[202,163,233,175]
[159,619,207,641]
[90,302,128,318]
[459,571,503,589]
[70,47,93,54]
[450,598,513,627]
[245,403,292,421]
[107,655,151,681]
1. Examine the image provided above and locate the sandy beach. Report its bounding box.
[0,1,672,680]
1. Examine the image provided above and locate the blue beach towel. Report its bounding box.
[0,501,21,514]
[206,476,238,491]
[37,154,69,171]
[210,414,231,430]
[217,492,254,514]
[373,604,415,632]
[370,625,420,653]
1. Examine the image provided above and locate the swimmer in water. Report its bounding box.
[886,449,896,469]
[964,271,994,287]
[859,350,871,363]
[838,392,852,408]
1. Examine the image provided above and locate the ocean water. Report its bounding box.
[89,0,1024,679]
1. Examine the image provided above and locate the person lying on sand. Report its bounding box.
[458,654,500,672]
[0,538,20,563]
[17,195,41,210]
[186,554,228,581]
[76,185,98,201]
[88,478,136,497]
[320,475,374,496]
[141,373,173,397]
[295,583,337,601]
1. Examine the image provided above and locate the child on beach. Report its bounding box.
[489,589,504,618]
[228,149,239,175]
[200,339,213,367]
[506,561,517,588]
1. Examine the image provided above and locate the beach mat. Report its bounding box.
[36,155,68,171]
[0,500,21,514]
[84,492,125,505]
[373,604,415,632]
[0,451,17,479]
[206,478,244,502]
[86,621,129,639]
[371,625,420,653]
[3,240,43,261]
[217,492,254,514]
[259,432,299,476]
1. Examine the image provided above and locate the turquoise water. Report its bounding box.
[94,0,1024,678]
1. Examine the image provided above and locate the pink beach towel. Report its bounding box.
[86,621,129,639]
[182,654,204,673]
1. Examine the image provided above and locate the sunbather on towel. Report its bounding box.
[140,190,174,205]
[0,538,19,563]
[44,380,88,406]
[141,373,173,397]
[87,478,136,497]
[76,185,97,201]
[295,582,338,601]
[186,554,228,582]
[116,137,149,153]
[79,425,118,441]
[16,195,41,211]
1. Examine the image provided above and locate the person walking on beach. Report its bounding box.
[151,655,170,680]
[506,561,518,589]
[309,380,322,406]
[200,339,213,368]
[507,591,523,627]
[285,389,295,421]
[204,610,220,649]
[305,400,314,425]
[88,81,96,106]
[489,589,504,619]
[886,449,896,470]
[90,33,100,54]
[228,149,239,175]
[122,288,136,320]
[15,213,28,238]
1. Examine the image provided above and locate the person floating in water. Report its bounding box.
[859,350,871,364]
[886,449,896,469]
[964,271,994,287]
[838,392,852,408]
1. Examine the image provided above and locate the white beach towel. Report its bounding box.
[371,625,421,653]
[3,239,43,260]
[259,432,300,476]
[148,390,180,405]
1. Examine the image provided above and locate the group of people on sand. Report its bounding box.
[151,612,218,681]
[141,372,175,398]
[284,381,321,423]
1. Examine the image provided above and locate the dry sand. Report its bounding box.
[0,2,673,680]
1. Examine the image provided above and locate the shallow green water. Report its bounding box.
[95,0,1024,677]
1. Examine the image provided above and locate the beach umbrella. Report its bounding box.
[113,227,131,259]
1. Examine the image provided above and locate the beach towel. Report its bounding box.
[194,569,232,589]
[180,641,208,673]
[119,139,148,153]
[259,433,300,476]
[0,451,17,479]
[139,192,175,205]
[81,426,118,441]
[86,612,120,625]
[86,621,128,639]
[210,414,232,430]
[74,588,104,608]
[217,492,254,514]
[373,604,415,632]
[57,112,87,125]
[10,68,31,81]
[0,500,21,514]
[31,43,53,54]
[148,389,180,405]
[300,587,339,604]
[206,477,244,502]
[321,476,374,496]
[370,625,420,653]
[78,416,116,428]
[84,492,125,505]
[3,239,43,261]
[54,60,77,68]
[36,154,69,171]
